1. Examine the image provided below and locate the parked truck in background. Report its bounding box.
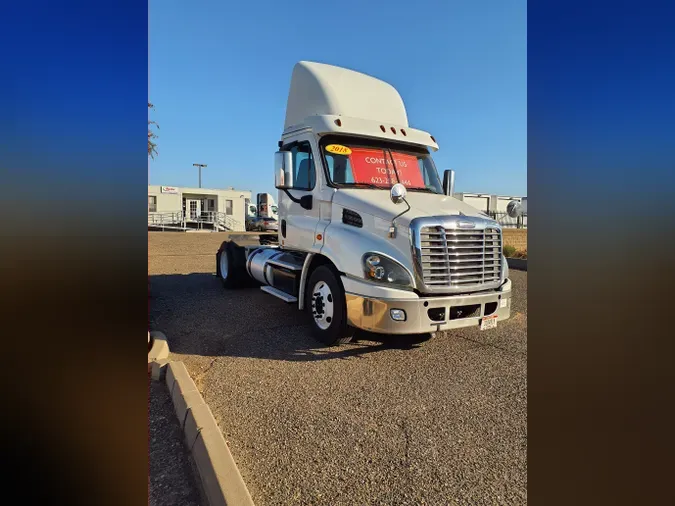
[246,193,279,231]
[217,61,522,346]
[257,193,279,220]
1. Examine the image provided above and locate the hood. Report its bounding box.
[333,188,490,226]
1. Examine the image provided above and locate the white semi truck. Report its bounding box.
[216,61,522,346]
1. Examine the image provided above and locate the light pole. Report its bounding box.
[193,163,207,188]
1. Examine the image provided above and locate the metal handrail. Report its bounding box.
[201,211,243,231]
[148,211,186,229]
[148,210,243,231]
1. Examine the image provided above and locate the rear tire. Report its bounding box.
[306,265,354,346]
[216,242,245,288]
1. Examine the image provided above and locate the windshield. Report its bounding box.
[319,136,443,193]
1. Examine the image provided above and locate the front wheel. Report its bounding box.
[306,265,354,346]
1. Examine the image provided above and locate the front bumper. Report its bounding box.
[344,278,512,335]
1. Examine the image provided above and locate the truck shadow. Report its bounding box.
[149,273,432,362]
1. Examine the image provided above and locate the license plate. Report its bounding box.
[480,315,498,330]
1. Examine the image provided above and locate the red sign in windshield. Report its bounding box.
[349,148,425,188]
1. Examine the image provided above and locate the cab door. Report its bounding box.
[278,138,321,250]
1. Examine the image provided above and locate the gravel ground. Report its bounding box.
[149,379,202,506]
[149,232,527,506]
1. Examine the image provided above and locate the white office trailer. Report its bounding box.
[455,193,527,228]
[148,185,251,232]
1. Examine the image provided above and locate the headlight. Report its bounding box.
[362,253,413,288]
[502,254,509,282]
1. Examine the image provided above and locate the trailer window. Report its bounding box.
[148,195,157,212]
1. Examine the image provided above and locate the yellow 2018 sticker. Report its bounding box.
[325,144,352,156]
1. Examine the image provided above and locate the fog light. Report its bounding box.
[390,309,406,321]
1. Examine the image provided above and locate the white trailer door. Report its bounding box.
[463,195,490,213]
[187,199,201,220]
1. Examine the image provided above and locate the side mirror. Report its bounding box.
[442,169,455,196]
[507,200,523,218]
[274,151,294,189]
[390,183,407,204]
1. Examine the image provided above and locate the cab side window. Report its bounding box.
[287,141,316,190]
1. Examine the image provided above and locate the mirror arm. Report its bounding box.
[392,198,411,223]
[282,189,313,210]
[389,198,411,238]
[282,189,301,204]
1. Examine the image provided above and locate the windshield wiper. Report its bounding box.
[407,187,439,194]
[345,182,387,189]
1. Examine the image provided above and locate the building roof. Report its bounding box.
[458,192,526,199]
[149,185,252,194]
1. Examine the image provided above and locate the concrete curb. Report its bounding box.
[507,257,527,271]
[153,360,255,506]
[148,330,170,362]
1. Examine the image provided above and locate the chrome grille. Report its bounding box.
[418,225,502,290]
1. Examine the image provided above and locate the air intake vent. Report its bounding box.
[342,208,363,228]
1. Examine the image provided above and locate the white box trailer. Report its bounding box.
[460,194,491,213]
[216,61,522,346]
[256,193,278,220]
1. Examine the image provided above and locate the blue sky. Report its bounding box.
[149,0,526,198]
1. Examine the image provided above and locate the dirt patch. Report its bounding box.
[502,229,527,251]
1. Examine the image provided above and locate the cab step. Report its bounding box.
[260,285,298,303]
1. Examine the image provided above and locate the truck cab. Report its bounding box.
[217,61,519,346]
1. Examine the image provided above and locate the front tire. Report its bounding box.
[306,265,354,346]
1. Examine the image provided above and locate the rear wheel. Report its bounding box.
[307,265,354,346]
[216,242,245,288]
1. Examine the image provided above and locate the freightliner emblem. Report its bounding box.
[457,221,476,229]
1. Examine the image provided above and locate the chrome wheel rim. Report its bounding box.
[311,280,334,330]
[219,251,229,280]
